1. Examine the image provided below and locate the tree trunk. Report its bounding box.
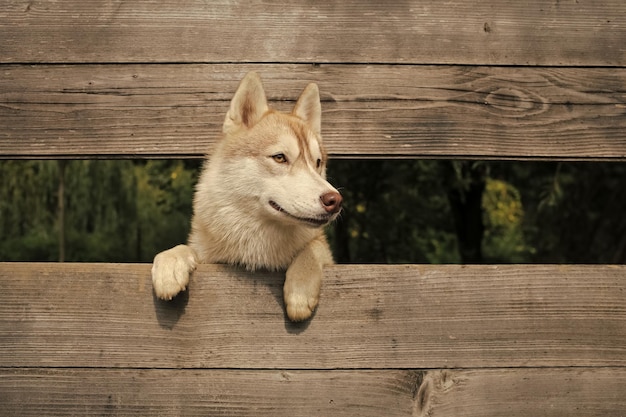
[57,160,66,262]
[447,162,487,263]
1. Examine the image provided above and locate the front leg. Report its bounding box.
[284,236,333,322]
[152,244,198,300]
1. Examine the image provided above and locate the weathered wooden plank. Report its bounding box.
[1,64,625,160]
[416,368,626,417]
[0,369,420,417]
[1,368,624,416]
[1,263,624,369]
[1,0,624,66]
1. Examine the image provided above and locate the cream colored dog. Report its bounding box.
[151,72,342,321]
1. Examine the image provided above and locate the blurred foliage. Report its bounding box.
[482,178,531,262]
[0,159,624,263]
[0,160,198,262]
[327,160,459,264]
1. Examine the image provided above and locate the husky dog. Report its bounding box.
[151,72,342,321]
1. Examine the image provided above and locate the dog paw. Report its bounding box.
[285,292,318,322]
[151,245,197,300]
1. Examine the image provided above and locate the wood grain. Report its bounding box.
[416,368,626,417]
[2,1,624,413]
[1,262,624,369]
[1,0,624,66]
[1,64,625,160]
[0,369,420,417]
[1,368,624,416]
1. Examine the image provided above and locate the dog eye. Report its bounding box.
[272,153,287,163]
[316,158,322,168]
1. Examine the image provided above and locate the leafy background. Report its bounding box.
[1,160,625,264]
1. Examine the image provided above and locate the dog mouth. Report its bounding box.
[269,200,331,227]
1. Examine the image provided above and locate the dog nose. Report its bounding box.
[320,191,342,214]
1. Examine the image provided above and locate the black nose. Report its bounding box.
[320,191,343,214]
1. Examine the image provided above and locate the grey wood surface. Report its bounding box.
[1,0,624,66]
[1,368,624,417]
[1,263,624,369]
[1,0,625,414]
[1,64,625,160]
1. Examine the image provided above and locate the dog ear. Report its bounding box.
[223,72,269,133]
[293,83,321,136]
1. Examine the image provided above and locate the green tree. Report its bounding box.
[0,161,58,260]
[482,178,533,262]
[0,160,197,262]
[134,160,197,261]
[327,160,459,264]
[2,159,624,264]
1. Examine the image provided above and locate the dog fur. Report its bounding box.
[151,72,342,321]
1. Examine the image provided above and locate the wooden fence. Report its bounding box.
[1,1,625,415]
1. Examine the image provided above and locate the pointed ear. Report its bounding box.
[223,72,269,133]
[292,83,321,136]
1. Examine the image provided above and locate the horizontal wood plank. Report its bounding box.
[1,262,624,369]
[1,368,624,416]
[1,64,625,160]
[417,368,626,417]
[3,1,624,414]
[1,0,624,66]
[0,369,419,417]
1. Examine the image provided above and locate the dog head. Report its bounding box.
[219,72,342,228]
